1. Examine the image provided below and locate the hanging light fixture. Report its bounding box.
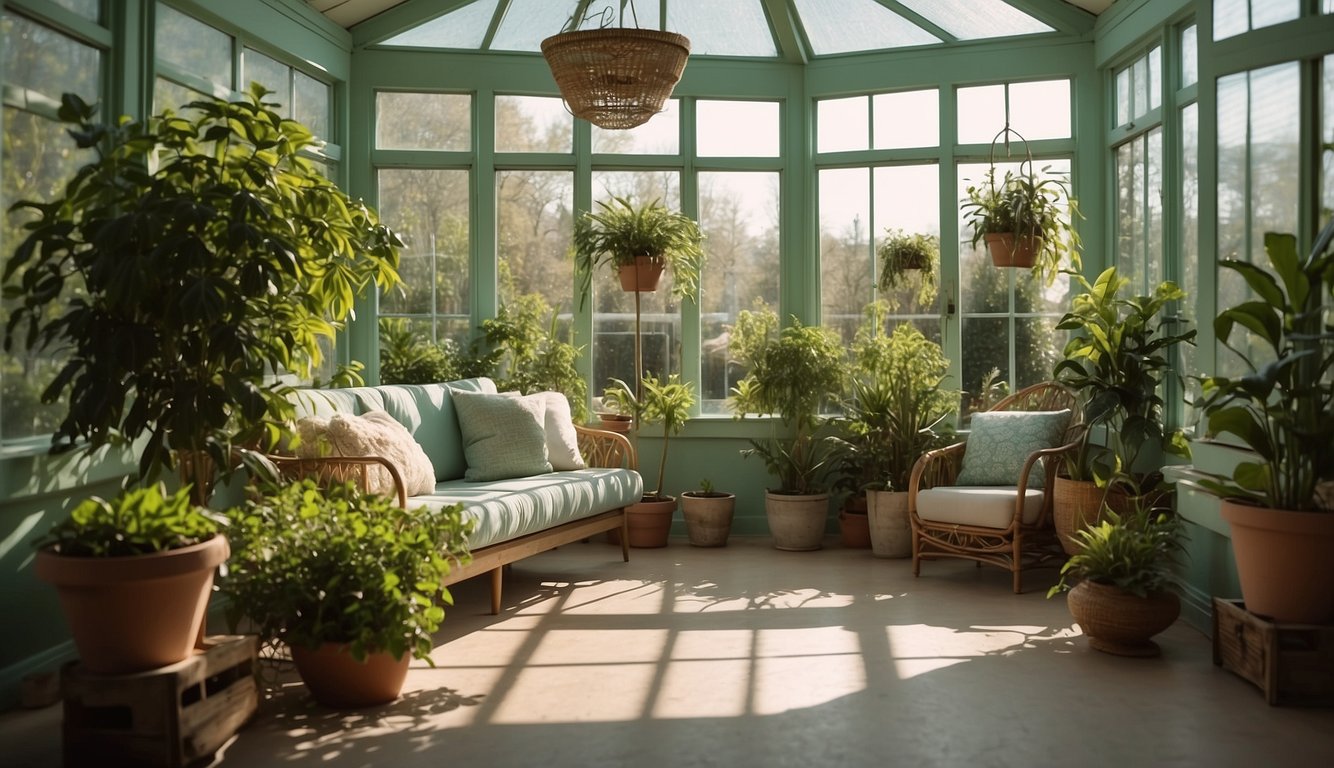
[541,0,690,130]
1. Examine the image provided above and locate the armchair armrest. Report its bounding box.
[266,454,408,509]
[575,425,638,471]
[908,441,966,505]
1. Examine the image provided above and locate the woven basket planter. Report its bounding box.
[1067,580,1180,657]
[541,28,690,130]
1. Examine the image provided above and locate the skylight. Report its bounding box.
[794,0,940,55]
[898,0,1054,40]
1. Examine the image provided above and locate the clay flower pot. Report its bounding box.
[681,492,735,547]
[627,495,677,548]
[617,255,665,292]
[984,232,1041,268]
[291,643,411,708]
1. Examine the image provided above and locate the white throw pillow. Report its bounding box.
[537,391,587,471]
[295,411,436,497]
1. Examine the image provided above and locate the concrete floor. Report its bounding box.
[3,536,1331,767]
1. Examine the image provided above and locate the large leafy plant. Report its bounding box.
[32,483,223,557]
[730,309,845,495]
[1049,501,1184,599]
[222,479,473,663]
[2,87,401,494]
[571,195,704,308]
[1196,225,1334,512]
[1054,267,1195,489]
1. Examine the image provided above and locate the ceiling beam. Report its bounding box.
[873,0,956,43]
[760,0,809,64]
[1003,0,1096,36]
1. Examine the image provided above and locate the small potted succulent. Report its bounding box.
[221,479,472,708]
[680,478,736,547]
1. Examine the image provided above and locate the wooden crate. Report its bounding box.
[1212,598,1334,706]
[61,635,259,767]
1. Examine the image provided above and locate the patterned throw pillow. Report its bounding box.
[453,390,554,482]
[295,410,437,497]
[955,409,1072,488]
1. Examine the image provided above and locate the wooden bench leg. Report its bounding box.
[490,567,503,615]
[620,513,630,562]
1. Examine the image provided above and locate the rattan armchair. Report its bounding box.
[907,381,1081,593]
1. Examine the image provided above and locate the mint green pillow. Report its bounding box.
[452,391,553,482]
[956,409,1072,488]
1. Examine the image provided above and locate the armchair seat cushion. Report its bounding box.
[916,486,1045,529]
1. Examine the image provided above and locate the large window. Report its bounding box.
[1112,46,1164,293]
[1,10,104,441]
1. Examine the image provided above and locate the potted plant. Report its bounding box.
[605,374,695,547]
[1194,225,1334,624]
[1,87,402,502]
[1052,267,1195,554]
[221,479,472,708]
[1049,498,1184,657]
[876,229,939,311]
[680,478,736,548]
[572,195,704,302]
[598,380,636,433]
[961,132,1081,285]
[834,305,955,558]
[30,484,229,674]
[730,309,845,551]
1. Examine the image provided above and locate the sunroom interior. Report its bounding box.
[2,0,1333,759]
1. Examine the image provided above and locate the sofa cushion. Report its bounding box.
[453,390,553,482]
[378,378,497,481]
[296,410,436,496]
[955,409,1071,488]
[411,468,643,549]
[916,486,1045,529]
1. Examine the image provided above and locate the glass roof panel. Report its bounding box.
[493,0,662,53]
[793,0,940,55]
[897,0,1053,40]
[667,0,777,57]
[382,0,497,49]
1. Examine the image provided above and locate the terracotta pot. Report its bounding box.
[764,491,829,551]
[1053,478,1133,555]
[866,489,911,558]
[839,496,871,549]
[1067,580,1180,657]
[681,492,735,547]
[984,232,1041,268]
[597,414,633,433]
[627,496,677,548]
[34,535,229,674]
[617,256,665,292]
[290,644,411,708]
[1220,499,1334,624]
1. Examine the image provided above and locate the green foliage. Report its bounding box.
[477,293,589,422]
[876,229,939,310]
[378,318,461,385]
[1,87,402,486]
[961,164,1082,286]
[1050,502,1184,599]
[608,374,696,498]
[1054,268,1195,487]
[221,479,474,663]
[572,195,704,308]
[730,310,845,494]
[833,306,956,494]
[1196,226,1334,512]
[32,484,223,557]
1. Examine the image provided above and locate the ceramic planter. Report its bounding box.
[1067,580,1180,657]
[983,232,1041,268]
[866,489,911,558]
[1220,499,1334,624]
[34,534,229,674]
[681,492,735,547]
[291,643,411,708]
[617,256,665,292]
[597,413,633,433]
[627,495,677,548]
[764,491,829,551]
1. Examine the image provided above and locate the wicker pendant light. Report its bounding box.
[541,2,690,130]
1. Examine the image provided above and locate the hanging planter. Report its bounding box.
[617,255,666,292]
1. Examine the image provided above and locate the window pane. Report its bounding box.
[1148,47,1162,112]
[818,96,868,153]
[873,89,938,149]
[377,169,471,342]
[1216,72,1248,282]
[697,172,781,413]
[1213,0,1248,40]
[1115,139,1140,288]
[590,172,682,390]
[156,3,231,87]
[1181,102,1199,388]
[2,12,100,98]
[1249,64,1300,250]
[697,100,779,157]
[376,92,471,150]
[1323,55,1334,221]
[1009,79,1070,140]
[1131,56,1148,120]
[667,0,778,57]
[154,77,208,115]
[492,0,631,53]
[381,0,497,48]
[497,170,574,309]
[51,0,99,20]
[294,70,330,140]
[794,0,939,55]
[873,164,940,317]
[896,0,1052,40]
[1251,0,1299,29]
[1181,25,1198,88]
[497,96,572,153]
[957,84,1005,144]
[1146,127,1164,290]
[244,48,289,115]
[1116,68,1131,127]
[819,167,871,343]
[593,99,679,154]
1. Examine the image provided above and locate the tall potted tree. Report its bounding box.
[606,374,695,547]
[730,309,845,551]
[4,87,401,671]
[1052,268,1195,554]
[1195,225,1334,624]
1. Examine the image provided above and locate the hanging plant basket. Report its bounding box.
[984,232,1042,268]
[617,255,665,292]
[541,28,690,130]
